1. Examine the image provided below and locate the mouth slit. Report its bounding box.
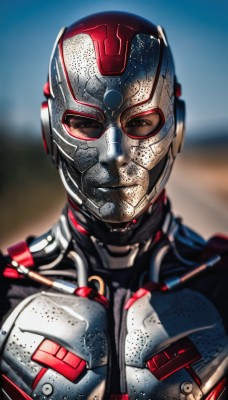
[98,184,138,191]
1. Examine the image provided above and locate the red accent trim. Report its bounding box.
[2,374,32,400]
[63,109,105,122]
[175,83,182,97]
[59,36,105,116]
[205,378,227,400]
[147,337,202,381]
[109,395,129,400]
[63,108,164,141]
[56,347,68,360]
[68,195,80,211]
[32,368,47,389]
[62,109,104,141]
[153,230,163,245]
[120,39,164,127]
[160,282,169,292]
[7,241,34,267]
[64,12,158,76]
[124,281,158,310]
[74,286,109,309]
[82,24,135,76]
[4,241,35,278]
[68,209,89,237]
[121,108,165,139]
[39,339,60,354]
[186,366,202,387]
[32,339,86,382]
[3,267,23,279]
[41,100,48,112]
[42,128,49,154]
[43,81,50,97]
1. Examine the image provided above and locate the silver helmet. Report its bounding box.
[41,11,185,223]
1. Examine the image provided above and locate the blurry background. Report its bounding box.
[1,0,228,249]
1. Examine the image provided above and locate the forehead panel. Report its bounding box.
[61,33,161,116]
[63,11,158,76]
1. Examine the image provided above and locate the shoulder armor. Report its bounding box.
[125,288,228,399]
[0,291,109,399]
[4,212,72,279]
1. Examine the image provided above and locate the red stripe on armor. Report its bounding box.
[68,196,80,211]
[147,337,202,381]
[82,24,135,76]
[56,347,68,359]
[7,241,34,267]
[42,128,49,154]
[3,267,23,279]
[4,241,35,279]
[175,83,182,97]
[2,374,32,400]
[109,395,129,400]
[74,286,109,309]
[119,38,163,124]
[68,209,89,237]
[124,281,158,310]
[32,339,86,382]
[59,35,105,117]
[64,12,158,76]
[32,368,47,389]
[205,378,227,400]
[186,365,202,387]
[43,81,50,97]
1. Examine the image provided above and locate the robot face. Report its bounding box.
[47,12,182,223]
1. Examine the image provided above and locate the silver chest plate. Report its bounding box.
[125,289,228,399]
[0,291,109,399]
[0,289,227,399]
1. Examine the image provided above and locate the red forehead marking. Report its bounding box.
[63,12,158,76]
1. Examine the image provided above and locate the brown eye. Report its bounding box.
[64,115,103,139]
[124,113,161,138]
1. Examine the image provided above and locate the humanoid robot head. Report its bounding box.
[41,11,185,223]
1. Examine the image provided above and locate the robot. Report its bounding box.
[0,11,227,400]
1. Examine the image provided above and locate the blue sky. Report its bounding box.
[1,0,228,138]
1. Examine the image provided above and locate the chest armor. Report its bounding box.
[0,288,227,400]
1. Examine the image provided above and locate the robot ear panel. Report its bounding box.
[41,101,52,155]
[172,98,186,157]
[40,100,60,167]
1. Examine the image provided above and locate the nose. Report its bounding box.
[100,126,130,167]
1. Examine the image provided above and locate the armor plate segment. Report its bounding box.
[125,289,228,399]
[0,291,109,399]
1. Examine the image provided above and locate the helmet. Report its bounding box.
[41,11,185,224]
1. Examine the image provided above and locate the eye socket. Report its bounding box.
[64,115,103,139]
[124,113,161,138]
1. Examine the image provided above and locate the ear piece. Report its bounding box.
[40,100,58,166]
[172,81,186,157]
[41,101,52,155]
[175,98,185,154]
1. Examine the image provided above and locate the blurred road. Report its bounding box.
[1,165,228,251]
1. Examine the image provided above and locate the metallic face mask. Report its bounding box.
[42,11,185,223]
